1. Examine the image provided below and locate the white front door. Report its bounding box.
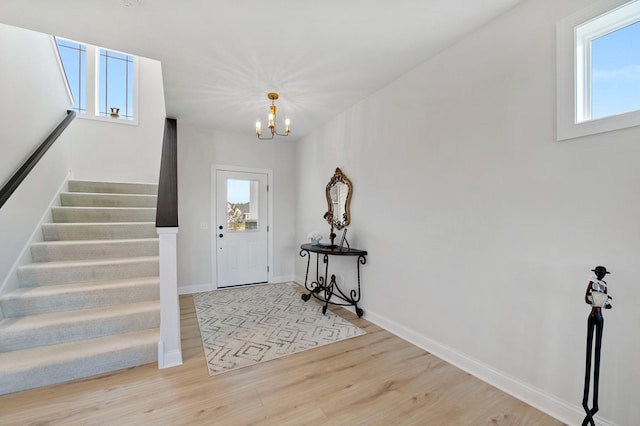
[215,169,268,287]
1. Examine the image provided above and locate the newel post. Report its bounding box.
[157,227,182,368]
[156,117,181,369]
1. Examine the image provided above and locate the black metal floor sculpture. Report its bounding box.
[582,266,612,426]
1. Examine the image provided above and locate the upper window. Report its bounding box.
[557,0,640,140]
[55,37,138,123]
[55,39,86,115]
[99,49,135,120]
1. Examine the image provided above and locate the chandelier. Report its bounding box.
[255,92,290,140]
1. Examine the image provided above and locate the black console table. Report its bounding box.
[299,243,367,317]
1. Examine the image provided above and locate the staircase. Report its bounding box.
[0,180,160,395]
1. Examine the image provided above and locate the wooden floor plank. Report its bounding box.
[0,291,563,425]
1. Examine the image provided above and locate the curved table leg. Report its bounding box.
[299,247,367,317]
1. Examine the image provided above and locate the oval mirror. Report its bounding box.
[325,168,352,230]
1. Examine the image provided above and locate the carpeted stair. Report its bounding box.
[0,180,160,395]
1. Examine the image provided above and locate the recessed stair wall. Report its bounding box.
[0,180,160,395]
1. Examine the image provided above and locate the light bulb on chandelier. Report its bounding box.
[256,92,290,140]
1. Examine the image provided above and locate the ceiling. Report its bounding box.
[0,0,523,141]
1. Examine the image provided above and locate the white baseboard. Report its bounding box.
[271,274,295,284]
[179,276,296,295]
[363,308,616,426]
[178,283,213,295]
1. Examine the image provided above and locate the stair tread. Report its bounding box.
[0,328,159,372]
[42,223,157,231]
[0,276,160,300]
[60,193,158,208]
[18,256,159,269]
[53,206,156,210]
[30,239,160,263]
[64,198,158,204]
[0,300,159,333]
[43,222,156,225]
[31,238,159,247]
[68,180,158,195]
[51,207,156,223]
[41,222,158,241]
[69,180,157,185]
[61,191,157,197]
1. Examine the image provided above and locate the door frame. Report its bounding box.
[210,164,273,289]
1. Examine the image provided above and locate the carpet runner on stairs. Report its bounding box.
[0,180,161,395]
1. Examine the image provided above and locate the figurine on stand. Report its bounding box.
[323,211,336,246]
[582,266,613,426]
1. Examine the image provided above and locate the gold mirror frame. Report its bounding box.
[325,167,352,230]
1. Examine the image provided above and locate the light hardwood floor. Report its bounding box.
[0,289,563,425]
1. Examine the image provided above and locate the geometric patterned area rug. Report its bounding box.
[193,282,366,376]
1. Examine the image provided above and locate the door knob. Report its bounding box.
[219,233,224,238]
[219,225,223,230]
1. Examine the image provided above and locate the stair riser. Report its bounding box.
[0,282,159,317]
[18,259,159,287]
[0,308,159,352]
[60,193,157,208]
[52,207,156,223]
[68,181,158,195]
[0,338,158,395]
[31,239,159,262]
[42,223,158,241]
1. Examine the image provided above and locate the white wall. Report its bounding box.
[0,23,71,186]
[0,23,73,298]
[295,0,639,424]
[69,57,165,184]
[177,125,296,293]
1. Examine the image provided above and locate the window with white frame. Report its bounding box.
[55,39,86,115]
[55,37,138,123]
[99,49,135,120]
[557,0,640,140]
